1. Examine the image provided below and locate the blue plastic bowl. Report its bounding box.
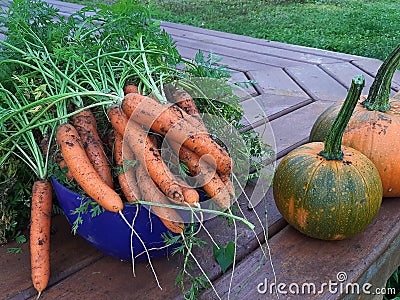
[52,177,181,261]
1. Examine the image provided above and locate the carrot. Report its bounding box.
[124,84,138,95]
[177,179,200,207]
[114,131,141,202]
[56,123,123,212]
[73,109,114,188]
[107,106,186,204]
[121,93,233,175]
[173,89,200,116]
[148,135,199,207]
[135,163,184,234]
[169,140,231,210]
[219,173,235,197]
[172,90,235,197]
[30,180,52,297]
[171,89,209,132]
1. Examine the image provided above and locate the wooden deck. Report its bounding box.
[1,1,400,299]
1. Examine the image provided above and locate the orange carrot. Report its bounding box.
[172,90,235,197]
[56,123,123,212]
[148,135,199,206]
[124,84,139,95]
[219,173,235,197]
[121,93,233,175]
[169,140,231,210]
[107,106,186,204]
[30,180,52,296]
[135,163,184,234]
[171,89,208,132]
[114,131,141,202]
[173,89,200,116]
[73,109,114,188]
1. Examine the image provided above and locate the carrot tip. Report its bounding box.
[36,291,42,300]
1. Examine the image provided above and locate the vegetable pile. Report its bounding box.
[0,0,271,297]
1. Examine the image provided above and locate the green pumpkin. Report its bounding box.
[273,75,383,240]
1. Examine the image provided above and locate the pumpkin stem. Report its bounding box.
[361,44,400,112]
[319,75,365,160]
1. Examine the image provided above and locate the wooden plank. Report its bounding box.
[321,62,399,95]
[228,71,258,96]
[319,62,375,95]
[45,0,83,11]
[352,59,400,92]
[240,93,311,127]
[201,197,400,299]
[173,37,311,69]
[175,44,265,72]
[2,216,103,300]
[164,27,344,65]
[160,21,366,62]
[254,101,333,158]
[248,68,310,98]
[33,254,183,300]
[285,65,349,102]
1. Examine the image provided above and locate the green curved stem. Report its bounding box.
[361,44,400,112]
[319,75,365,160]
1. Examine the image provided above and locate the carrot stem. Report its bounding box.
[126,200,255,230]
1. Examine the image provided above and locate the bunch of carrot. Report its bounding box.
[55,86,234,236]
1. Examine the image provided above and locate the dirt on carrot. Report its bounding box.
[56,123,124,212]
[135,163,184,234]
[121,93,233,175]
[30,180,52,296]
[73,109,114,188]
[114,131,141,202]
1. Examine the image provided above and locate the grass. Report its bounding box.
[65,0,400,61]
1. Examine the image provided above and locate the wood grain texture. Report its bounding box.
[1,216,103,300]
[202,197,400,300]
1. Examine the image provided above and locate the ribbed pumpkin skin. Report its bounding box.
[273,142,383,240]
[309,99,400,197]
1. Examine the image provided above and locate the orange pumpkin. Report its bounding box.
[310,45,400,197]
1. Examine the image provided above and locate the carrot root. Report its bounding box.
[73,109,114,188]
[114,131,141,202]
[136,163,184,234]
[107,106,186,204]
[56,123,123,212]
[124,84,139,95]
[30,180,52,295]
[121,93,233,175]
[170,141,231,210]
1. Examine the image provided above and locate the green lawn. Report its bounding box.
[65,0,400,61]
